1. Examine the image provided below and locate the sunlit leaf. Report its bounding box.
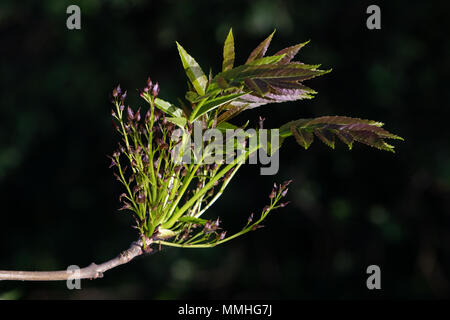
[190,92,249,121]
[247,54,286,66]
[166,116,187,128]
[178,216,208,225]
[222,28,235,72]
[154,97,184,117]
[176,42,208,95]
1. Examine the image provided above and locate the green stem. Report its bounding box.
[162,145,260,229]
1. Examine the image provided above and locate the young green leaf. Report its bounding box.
[178,216,208,225]
[247,54,286,66]
[166,116,187,128]
[154,97,184,117]
[176,42,208,95]
[190,92,249,121]
[222,28,235,72]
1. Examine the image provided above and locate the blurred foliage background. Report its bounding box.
[1,0,449,299]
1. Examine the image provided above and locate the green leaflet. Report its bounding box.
[222,28,235,72]
[176,42,208,95]
[154,98,184,117]
[216,121,238,130]
[166,116,187,128]
[189,92,249,121]
[178,216,208,225]
[247,54,286,66]
[280,116,403,152]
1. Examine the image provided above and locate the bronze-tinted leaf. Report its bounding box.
[282,116,403,152]
[245,30,276,64]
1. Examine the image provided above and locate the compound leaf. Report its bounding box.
[281,116,403,152]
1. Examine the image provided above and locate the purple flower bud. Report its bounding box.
[280,201,291,208]
[112,151,120,158]
[108,157,116,168]
[252,224,264,231]
[219,231,227,240]
[118,202,131,211]
[248,213,254,224]
[263,205,270,213]
[121,90,127,101]
[269,190,276,199]
[135,107,141,122]
[119,193,127,202]
[147,77,153,89]
[203,219,220,234]
[143,154,149,164]
[281,180,293,189]
[112,85,120,98]
[127,106,134,122]
[120,104,125,112]
[111,109,116,117]
[152,82,160,97]
[136,192,145,204]
[154,109,161,121]
[281,188,289,197]
[116,85,122,96]
[145,109,151,123]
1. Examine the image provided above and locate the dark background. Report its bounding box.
[1,0,449,299]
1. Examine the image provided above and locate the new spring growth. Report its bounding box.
[108,29,402,249]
